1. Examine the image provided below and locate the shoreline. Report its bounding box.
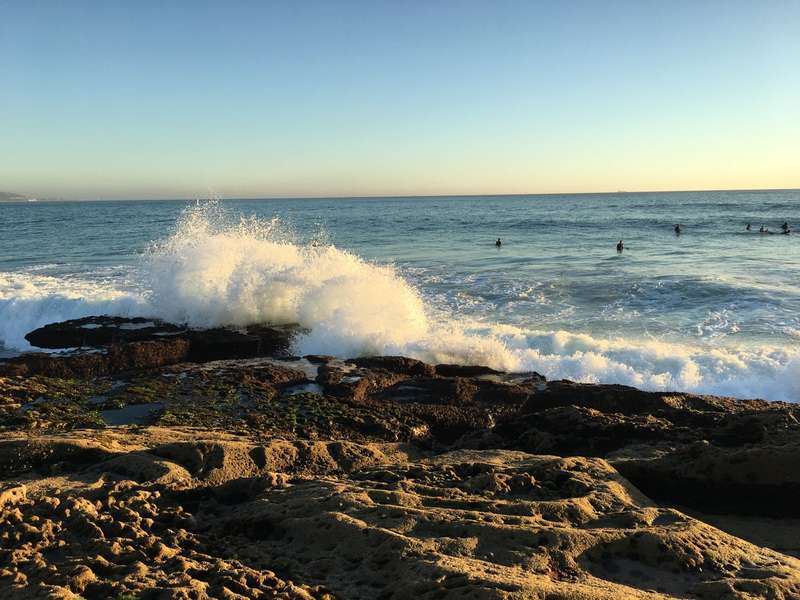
[2,316,800,598]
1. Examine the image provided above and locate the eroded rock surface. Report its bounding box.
[2,433,799,600]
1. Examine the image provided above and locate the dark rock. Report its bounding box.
[0,339,191,378]
[402,404,494,445]
[473,379,532,404]
[316,364,406,402]
[186,327,268,362]
[376,377,479,405]
[237,324,299,358]
[615,441,800,516]
[6,318,300,378]
[346,356,436,378]
[303,355,335,364]
[499,405,677,456]
[24,316,185,349]
[434,364,501,377]
[522,380,754,416]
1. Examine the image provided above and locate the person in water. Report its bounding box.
[674,224,681,235]
[616,240,624,252]
[746,223,751,231]
[782,221,790,232]
[495,238,502,247]
[760,225,767,233]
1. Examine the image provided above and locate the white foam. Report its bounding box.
[0,272,148,351]
[142,202,429,353]
[1,202,798,402]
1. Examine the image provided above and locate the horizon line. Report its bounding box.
[7,186,800,203]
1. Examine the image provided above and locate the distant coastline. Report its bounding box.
[0,191,28,202]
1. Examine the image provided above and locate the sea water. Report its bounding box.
[1,190,799,401]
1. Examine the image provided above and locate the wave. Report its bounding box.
[0,272,148,351]
[1,202,798,401]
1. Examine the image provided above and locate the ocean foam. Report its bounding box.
[1,202,798,402]
[0,272,148,351]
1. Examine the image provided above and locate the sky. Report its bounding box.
[1,0,799,200]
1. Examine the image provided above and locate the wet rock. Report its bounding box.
[4,318,301,378]
[0,339,191,378]
[187,325,297,362]
[316,364,405,402]
[346,356,436,377]
[434,363,502,377]
[522,380,774,419]
[25,316,185,349]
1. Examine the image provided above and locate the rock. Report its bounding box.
[3,317,301,378]
[25,316,185,349]
[0,339,191,378]
[316,363,406,402]
[522,380,760,416]
[434,363,502,377]
[303,355,335,364]
[0,485,26,508]
[215,449,800,599]
[500,405,677,456]
[187,325,297,362]
[346,356,436,377]
[615,440,800,516]
[69,565,96,592]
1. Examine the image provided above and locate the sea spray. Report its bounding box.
[143,202,430,354]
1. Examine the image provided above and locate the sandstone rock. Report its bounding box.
[0,485,26,509]
[615,440,800,516]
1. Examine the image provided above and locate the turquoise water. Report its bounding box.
[1,190,799,400]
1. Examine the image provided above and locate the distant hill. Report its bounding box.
[0,191,28,202]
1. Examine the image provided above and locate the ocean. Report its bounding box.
[1,190,799,401]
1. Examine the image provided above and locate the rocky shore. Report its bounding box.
[1,317,799,599]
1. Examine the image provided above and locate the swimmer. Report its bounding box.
[616,240,624,252]
[674,224,682,235]
[495,238,502,247]
[746,223,751,231]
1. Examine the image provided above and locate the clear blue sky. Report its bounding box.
[1,0,798,199]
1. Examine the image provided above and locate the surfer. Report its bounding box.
[746,223,751,231]
[616,240,624,253]
[674,224,681,235]
[782,221,790,232]
[760,225,767,233]
[495,238,502,247]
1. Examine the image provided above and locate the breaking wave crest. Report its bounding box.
[1,202,798,401]
[143,202,430,356]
